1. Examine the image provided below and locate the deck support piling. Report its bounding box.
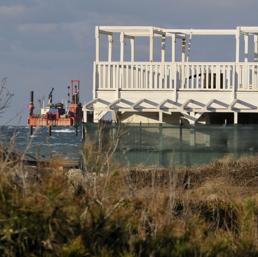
[48,126,52,136]
[159,111,163,123]
[30,126,33,136]
[190,128,196,146]
[234,112,238,124]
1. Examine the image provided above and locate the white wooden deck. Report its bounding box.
[83,26,258,124]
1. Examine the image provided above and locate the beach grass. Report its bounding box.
[1,148,258,256]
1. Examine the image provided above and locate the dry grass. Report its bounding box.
[2,132,258,256]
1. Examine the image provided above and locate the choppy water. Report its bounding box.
[0,126,82,160]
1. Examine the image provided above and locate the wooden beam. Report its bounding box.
[161,35,166,62]
[181,38,186,62]
[120,32,125,62]
[244,34,249,62]
[171,34,176,62]
[149,29,154,62]
[95,26,100,62]
[108,34,113,62]
[130,38,135,62]
[254,34,258,62]
[235,28,240,62]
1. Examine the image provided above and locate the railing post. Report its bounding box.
[254,34,258,62]
[233,64,236,99]
[130,38,135,62]
[234,28,240,99]
[95,26,100,62]
[173,63,178,101]
[181,38,186,62]
[161,34,166,62]
[93,62,97,99]
[171,34,176,63]
[243,33,249,91]
[244,33,249,62]
[94,27,100,98]
[107,35,113,89]
[119,32,125,97]
[149,28,154,62]
[235,27,240,63]
[108,34,113,62]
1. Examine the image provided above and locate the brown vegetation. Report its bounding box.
[1,146,258,256]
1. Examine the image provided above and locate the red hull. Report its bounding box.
[28,116,76,127]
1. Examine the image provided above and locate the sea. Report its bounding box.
[0,126,82,161]
[2,124,258,168]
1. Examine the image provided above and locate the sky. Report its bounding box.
[1,0,258,124]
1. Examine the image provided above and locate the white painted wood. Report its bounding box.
[95,26,100,62]
[161,35,166,62]
[108,34,113,62]
[181,38,186,62]
[235,28,240,62]
[254,35,258,62]
[171,34,176,62]
[234,112,238,124]
[149,29,154,62]
[120,32,125,62]
[130,38,135,62]
[244,34,249,62]
[89,26,258,123]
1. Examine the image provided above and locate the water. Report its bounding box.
[1,124,258,167]
[0,126,82,161]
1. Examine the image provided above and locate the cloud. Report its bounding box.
[0,0,258,124]
[18,23,58,33]
[0,4,26,16]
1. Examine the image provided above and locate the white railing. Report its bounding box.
[95,62,258,92]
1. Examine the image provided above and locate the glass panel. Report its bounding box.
[84,123,258,168]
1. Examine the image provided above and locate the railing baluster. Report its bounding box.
[154,65,158,89]
[226,66,230,89]
[104,64,107,89]
[164,64,167,89]
[222,65,226,90]
[141,65,143,89]
[216,65,220,90]
[201,65,204,89]
[145,65,148,89]
[211,65,214,89]
[117,64,120,90]
[192,65,195,89]
[169,65,172,89]
[252,65,255,89]
[186,64,189,89]
[206,65,209,89]
[95,61,258,93]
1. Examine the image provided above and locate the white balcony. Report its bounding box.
[84,26,258,124]
[95,62,258,92]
